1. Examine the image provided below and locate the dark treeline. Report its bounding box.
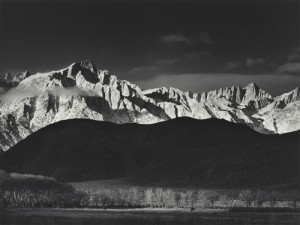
[1,170,300,209]
[0,170,88,208]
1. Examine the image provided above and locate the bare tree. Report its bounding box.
[174,192,181,208]
[99,189,111,208]
[76,191,90,207]
[286,190,300,208]
[109,189,121,207]
[265,191,281,208]
[180,192,187,208]
[92,193,101,208]
[155,188,164,207]
[197,190,209,208]
[226,190,239,207]
[254,190,266,208]
[118,189,129,207]
[219,190,239,208]
[163,189,175,208]
[239,190,255,207]
[219,195,230,208]
[186,190,197,208]
[206,190,220,208]
[145,188,154,207]
[128,187,140,207]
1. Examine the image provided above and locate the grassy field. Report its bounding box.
[1,208,300,225]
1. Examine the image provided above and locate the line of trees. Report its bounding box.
[0,170,89,208]
[237,189,300,208]
[87,188,300,209]
[1,170,300,209]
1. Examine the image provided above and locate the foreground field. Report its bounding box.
[1,208,300,225]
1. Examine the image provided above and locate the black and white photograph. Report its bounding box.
[0,0,300,224]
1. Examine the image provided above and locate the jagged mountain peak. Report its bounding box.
[143,86,187,105]
[0,71,32,91]
[242,82,272,108]
[13,60,102,90]
[292,86,300,94]
[65,60,99,83]
[0,61,299,152]
[243,82,270,97]
[23,70,31,78]
[287,86,300,98]
[71,60,98,74]
[275,86,300,105]
[144,86,183,93]
[1,70,31,82]
[244,82,259,90]
[279,86,300,96]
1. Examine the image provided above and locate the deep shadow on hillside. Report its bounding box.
[1,117,299,188]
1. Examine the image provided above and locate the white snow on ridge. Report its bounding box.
[0,60,299,151]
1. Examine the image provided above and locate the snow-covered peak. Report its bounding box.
[0,61,300,152]
[0,71,32,90]
[76,60,98,74]
[276,87,300,104]
[68,60,98,76]
[240,83,272,109]
[196,83,272,110]
[245,82,259,90]
[243,82,272,100]
[143,87,187,105]
[143,87,184,96]
[3,71,31,81]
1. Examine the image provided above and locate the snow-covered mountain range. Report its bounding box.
[0,60,299,152]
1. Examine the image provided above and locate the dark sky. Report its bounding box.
[0,0,299,95]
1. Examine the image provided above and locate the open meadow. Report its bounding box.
[1,208,300,225]
[2,171,300,225]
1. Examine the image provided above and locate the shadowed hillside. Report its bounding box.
[1,117,299,188]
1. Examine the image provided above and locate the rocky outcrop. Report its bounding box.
[275,87,300,105]
[0,71,31,91]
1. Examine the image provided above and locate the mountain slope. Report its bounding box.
[0,60,299,151]
[1,118,299,187]
[0,71,31,91]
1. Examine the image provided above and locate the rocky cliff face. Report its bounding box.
[0,71,31,91]
[0,60,299,151]
[275,87,300,104]
[196,83,273,108]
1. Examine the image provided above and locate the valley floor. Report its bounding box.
[1,208,300,225]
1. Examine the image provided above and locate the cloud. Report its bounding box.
[286,46,300,62]
[160,32,214,45]
[245,58,265,67]
[155,58,182,66]
[226,61,243,70]
[135,73,300,96]
[154,51,211,67]
[226,58,266,73]
[128,65,162,75]
[184,51,211,61]
[276,62,300,75]
[197,32,214,45]
[0,87,42,102]
[161,34,192,44]
[128,51,212,78]
[272,47,300,75]
[49,86,93,96]
[0,86,95,102]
